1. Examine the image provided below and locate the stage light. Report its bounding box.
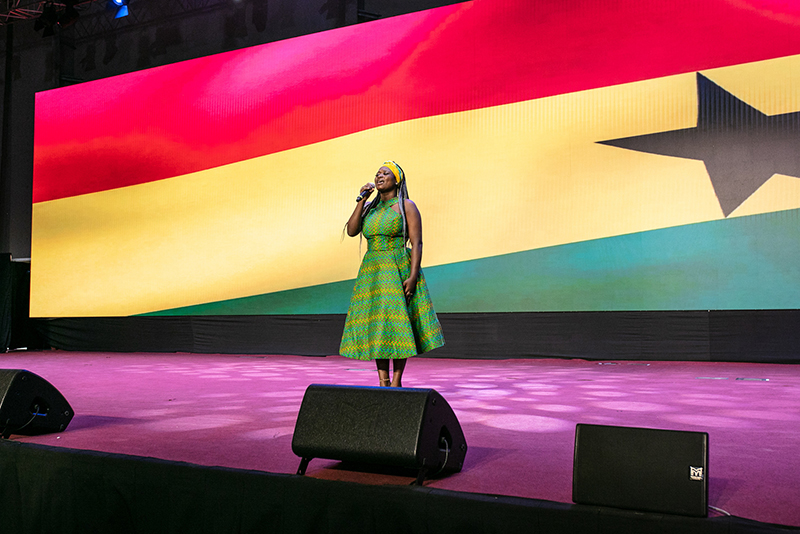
[58,1,80,28]
[34,3,59,37]
[109,0,129,19]
[252,3,267,32]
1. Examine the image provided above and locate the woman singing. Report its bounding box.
[340,161,445,387]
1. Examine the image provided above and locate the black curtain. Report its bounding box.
[0,255,35,351]
[34,310,800,363]
[0,254,12,350]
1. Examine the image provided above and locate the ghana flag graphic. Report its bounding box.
[31,0,800,317]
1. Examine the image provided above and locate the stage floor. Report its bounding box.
[2,351,799,527]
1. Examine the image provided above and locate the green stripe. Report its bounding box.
[140,279,356,316]
[140,207,800,316]
[429,208,800,311]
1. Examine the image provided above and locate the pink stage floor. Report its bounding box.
[2,351,799,528]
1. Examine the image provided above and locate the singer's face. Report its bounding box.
[375,166,397,191]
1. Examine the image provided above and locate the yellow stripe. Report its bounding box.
[30,55,800,316]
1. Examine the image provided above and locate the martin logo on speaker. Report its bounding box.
[690,466,704,481]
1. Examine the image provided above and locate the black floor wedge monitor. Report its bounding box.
[292,384,467,484]
[0,369,74,438]
[573,423,708,517]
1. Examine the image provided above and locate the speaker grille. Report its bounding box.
[573,423,708,517]
[292,384,467,474]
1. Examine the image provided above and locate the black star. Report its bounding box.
[599,73,800,216]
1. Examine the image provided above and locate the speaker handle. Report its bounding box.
[414,467,428,486]
[297,457,311,476]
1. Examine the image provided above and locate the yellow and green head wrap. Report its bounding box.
[382,161,405,186]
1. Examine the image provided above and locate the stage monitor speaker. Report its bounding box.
[0,369,74,439]
[572,423,708,517]
[292,384,467,484]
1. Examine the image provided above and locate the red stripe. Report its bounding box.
[33,0,800,202]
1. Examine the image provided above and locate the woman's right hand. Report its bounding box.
[358,182,375,201]
[347,183,374,236]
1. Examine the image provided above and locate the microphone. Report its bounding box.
[356,187,374,202]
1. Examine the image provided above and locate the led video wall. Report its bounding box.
[31,0,800,317]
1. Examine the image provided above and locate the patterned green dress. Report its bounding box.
[340,197,445,360]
